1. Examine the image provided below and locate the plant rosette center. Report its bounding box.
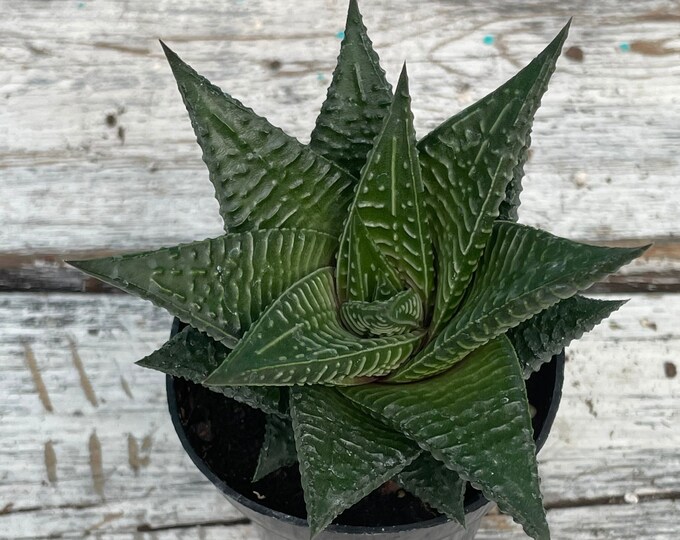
[69,1,648,539]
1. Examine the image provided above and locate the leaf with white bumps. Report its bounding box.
[418,24,571,335]
[395,453,466,525]
[162,42,355,237]
[508,294,627,377]
[341,289,422,337]
[345,337,549,540]
[336,213,402,303]
[309,0,393,178]
[204,268,424,386]
[338,66,434,307]
[291,386,420,537]
[69,229,337,348]
[137,326,285,417]
[388,222,647,382]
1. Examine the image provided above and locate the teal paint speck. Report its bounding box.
[619,42,630,52]
[317,73,326,81]
[483,35,494,45]
[336,31,345,40]
[77,1,86,7]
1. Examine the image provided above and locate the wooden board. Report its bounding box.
[2,0,679,538]
[2,0,679,252]
[0,292,677,538]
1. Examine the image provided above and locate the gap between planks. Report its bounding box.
[0,239,678,294]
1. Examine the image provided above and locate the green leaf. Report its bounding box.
[395,453,466,526]
[204,268,424,386]
[418,24,571,335]
[290,386,420,538]
[344,337,549,540]
[336,67,436,305]
[336,213,402,303]
[340,289,422,337]
[69,229,336,348]
[137,326,285,417]
[309,0,393,178]
[253,414,297,482]
[341,66,434,307]
[498,21,571,222]
[508,294,627,377]
[161,42,355,237]
[388,222,647,382]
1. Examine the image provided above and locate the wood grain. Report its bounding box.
[0,241,677,294]
[1,0,678,538]
[0,292,677,538]
[2,0,679,252]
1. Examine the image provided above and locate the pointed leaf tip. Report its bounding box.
[345,337,550,540]
[159,39,178,63]
[336,54,434,306]
[396,63,410,93]
[291,387,419,537]
[67,231,337,349]
[508,294,630,377]
[389,223,647,382]
[164,41,354,236]
[309,0,392,178]
[399,62,408,78]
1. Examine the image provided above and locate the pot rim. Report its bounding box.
[165,319,564,534]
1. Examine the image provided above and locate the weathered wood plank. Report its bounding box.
[2,0,679,253]
[10,500,678,540]
[0,240,677,294]
[0,292,677,537]
[477,499,680,539]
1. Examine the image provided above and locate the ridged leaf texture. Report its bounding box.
[67,7,650,539]
[204,268,424,386]
[509,295,626,377]
[290,386,420,538]
[389,222,647,382]
[344,337,549,540]
[162,43,355,237]
[497,21,571,222]
[395,453,466,525]
[338,67,434,306]
[418,24,570,335]
[69,229,336,348]
[253,414,298,482]
[340,289,422,337]
[309,0,392,178]
[137,326,285,417]
[336,213,402,302]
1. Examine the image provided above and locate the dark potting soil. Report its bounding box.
[174,378,440,527]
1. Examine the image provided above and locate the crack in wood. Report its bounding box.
[93,42,151,56]
[68,336,98,407]
[88,432,105,498]
[545,490,680,510]
[1,240,679,293]
[22,343,53,413]
[85,511,125,532]
[0,501,102,515]
[127,434,152,474]
[44,441,58,484]
[136,517,251,532]
[120,375,134,399]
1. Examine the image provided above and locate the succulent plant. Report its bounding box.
[69,1,648,539]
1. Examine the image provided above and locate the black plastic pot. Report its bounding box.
[166,318,565,539]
